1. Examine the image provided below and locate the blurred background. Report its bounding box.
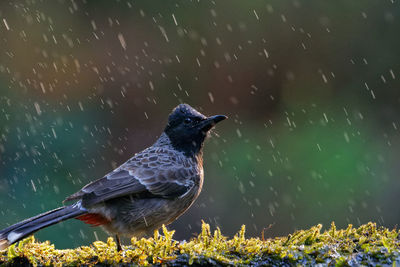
[0,0,400,248]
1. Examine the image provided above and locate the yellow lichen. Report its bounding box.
[0,221,399,266]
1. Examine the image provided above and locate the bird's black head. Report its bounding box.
[164,104,227,157]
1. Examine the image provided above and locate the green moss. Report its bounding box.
[1,221,400,266]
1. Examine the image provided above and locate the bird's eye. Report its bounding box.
[184,118,192,124]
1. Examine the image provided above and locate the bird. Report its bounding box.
[0,103,227,251]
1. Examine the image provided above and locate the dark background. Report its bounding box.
[0,0,400,248]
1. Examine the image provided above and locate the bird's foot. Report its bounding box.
[115,234,122,252]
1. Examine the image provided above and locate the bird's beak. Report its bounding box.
[198,115,227,132]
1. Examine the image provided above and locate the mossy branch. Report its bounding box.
[1,221,400,266]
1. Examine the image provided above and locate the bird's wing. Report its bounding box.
[64,155,197,207]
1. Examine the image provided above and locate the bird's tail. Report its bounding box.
[0,203,85,250]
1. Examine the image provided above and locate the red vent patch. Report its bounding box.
[76,213,110,226]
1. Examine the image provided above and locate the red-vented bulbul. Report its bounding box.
[0,104,227,250]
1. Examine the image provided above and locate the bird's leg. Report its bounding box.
[115,234,122,251]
